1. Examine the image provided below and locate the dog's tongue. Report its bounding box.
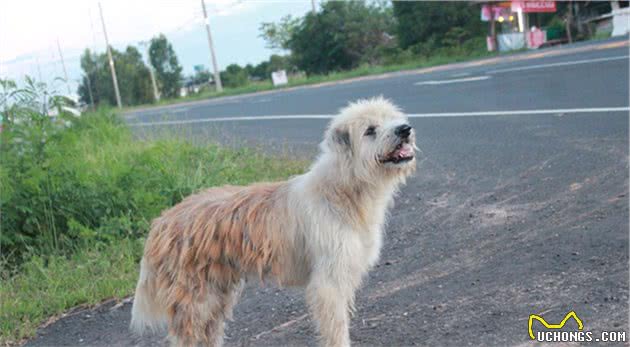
[396,143,414,158]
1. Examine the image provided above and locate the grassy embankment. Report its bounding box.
[0,107,305,345]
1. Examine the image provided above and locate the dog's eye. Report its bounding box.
[364,126,377,137]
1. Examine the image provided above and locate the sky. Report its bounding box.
[0,0,312,96]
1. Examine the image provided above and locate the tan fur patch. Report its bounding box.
[141,183,289,343]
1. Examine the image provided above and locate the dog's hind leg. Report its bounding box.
[168,280,243,347]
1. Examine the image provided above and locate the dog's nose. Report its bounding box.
[395,124,412,138]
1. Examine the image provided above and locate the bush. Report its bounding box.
[0,77,305,344]
[392,2,485,51]
[545,16,567,40]
[377,46,415,66]
[288,1,395,75]
[221,64,249,88]
[1,78,305,262]
[1,109,304,260]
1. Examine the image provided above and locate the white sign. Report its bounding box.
[271,70,288,87]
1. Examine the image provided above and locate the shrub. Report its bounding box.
[0,79,305,262]
[288,1,395,75]
[0,77,305,344]
[221,64,249,88]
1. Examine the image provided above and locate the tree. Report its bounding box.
[78,49,101,106]
[244,64,255,78]
[149,34,183,98]
[259,15,300,51]
[392,2,484,53]
[220,64,248,88]
[77,47,153,106]
[250,61,270,80]
[114,46,154,105]
[191,69,211,86]
[287,1,394,75]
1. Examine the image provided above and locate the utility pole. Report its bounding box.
[98,2,122,108]
[139,41,160,102]
[56,39,72,96]
[488,2,497,52]
[565,0,573,44]
[311,0,316,13]
[200,0,223,92]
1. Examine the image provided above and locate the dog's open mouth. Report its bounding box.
[381,142,415,164]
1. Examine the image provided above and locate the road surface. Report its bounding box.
[27,37,629,346]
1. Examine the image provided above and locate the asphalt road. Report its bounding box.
[27,37,629,346]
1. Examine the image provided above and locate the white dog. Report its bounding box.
[131,97,417,347]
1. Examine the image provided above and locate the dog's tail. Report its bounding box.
[130,258,167,334]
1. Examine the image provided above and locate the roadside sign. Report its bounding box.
[271,70,288,87]
[512,1,556,13]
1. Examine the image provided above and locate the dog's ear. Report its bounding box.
[333,128,351,149]
[325,125,353,155]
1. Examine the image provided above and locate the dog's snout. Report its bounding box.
[395,124,412,138]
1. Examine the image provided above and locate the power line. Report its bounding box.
[171,11,204,33]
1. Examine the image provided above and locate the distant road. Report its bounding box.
[126,37,629,155]
[28,37,629,347]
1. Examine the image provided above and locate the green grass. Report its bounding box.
[0,239,143,345]
[1,109,305,258]
[0,108,305,345]
[123,48,498,112]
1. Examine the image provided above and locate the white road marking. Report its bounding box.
[407,107,629,117]
[414,75,490,86]
[249,98,272,103]
[169,107,190,113]
[488,55,629,74]
[129,107,630,127]
[129,115,333,126]
[450,72,471,78]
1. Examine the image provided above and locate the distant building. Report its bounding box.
[477,1,628,52]
[584,1,630,37]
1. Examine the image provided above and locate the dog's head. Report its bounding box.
[321,97,417,182]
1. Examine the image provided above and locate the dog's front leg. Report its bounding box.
[306,270,354,347]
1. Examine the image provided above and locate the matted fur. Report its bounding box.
[131,97,417,347]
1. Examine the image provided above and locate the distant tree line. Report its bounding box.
[258,1,609,75]
[78,34,184,106]
[259,1,486,76]
[78,2,489,107]
[78,46,154,106]
[79,1,606,106]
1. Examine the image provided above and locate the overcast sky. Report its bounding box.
[0,0,312,95]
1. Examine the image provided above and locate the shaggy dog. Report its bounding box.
[130,97,417,347]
